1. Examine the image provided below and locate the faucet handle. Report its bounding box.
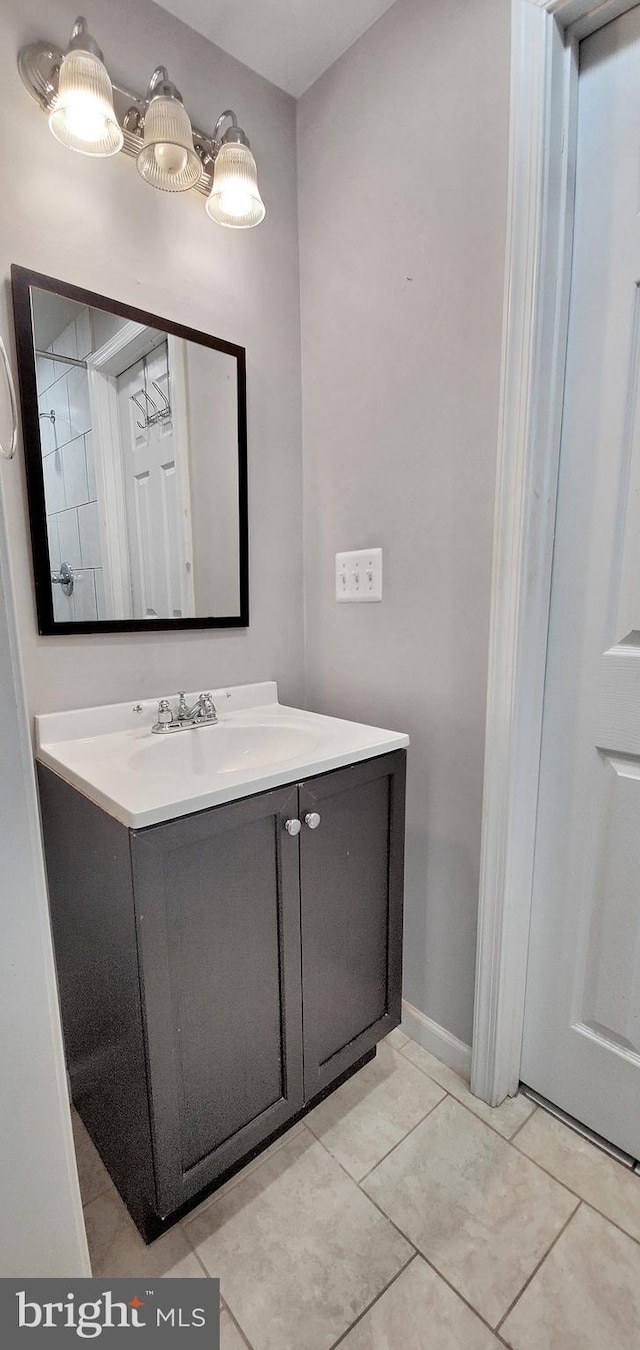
[156,698,173,725]
[198,692,217,720]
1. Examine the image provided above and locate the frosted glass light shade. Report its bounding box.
[206,143,265,228]
[136,96,201,192]
[49,50,123,156]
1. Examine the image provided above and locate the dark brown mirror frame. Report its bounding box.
[11,264,249,635]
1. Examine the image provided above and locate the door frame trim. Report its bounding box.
[471,0,640,1105]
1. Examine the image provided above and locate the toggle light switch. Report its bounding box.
[335,548,383,602]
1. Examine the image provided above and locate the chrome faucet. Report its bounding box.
[151,691,218,734]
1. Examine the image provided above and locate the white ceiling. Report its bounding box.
[153,0,398,97]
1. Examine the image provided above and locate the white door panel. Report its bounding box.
[522,8,640,1155]
[118,342,186,620]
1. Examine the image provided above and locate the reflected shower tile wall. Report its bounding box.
[62,436,89,509]
[44,372,73,450]
[72,570,98,622]
[57,508,82,570]
[43,450,65,516]
[46,515,60,570]
[78,502,101,569]
[85,431,96,501]
[35,308,104,600]
[38,393,55,458]
[94,568,107,621]
[68,365,91,438]
[52,582,73,623]
[36,353,56,393]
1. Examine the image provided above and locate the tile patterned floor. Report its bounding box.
[74,1033,640,1350]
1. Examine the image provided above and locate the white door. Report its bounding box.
[118,342,186,620]
[521,8,640,1157]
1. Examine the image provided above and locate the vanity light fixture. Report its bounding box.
[47,17,123,157]
[206,113,266,228]
[136,67,202,193]
[18,16,266,227]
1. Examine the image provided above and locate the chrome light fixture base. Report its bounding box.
[18,41,64,112]
[18,20,265,224]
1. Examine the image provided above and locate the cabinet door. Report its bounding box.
[131,786,304,1216]
[299,751,406,1098]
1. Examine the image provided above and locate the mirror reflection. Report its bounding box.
[21,277,246,629]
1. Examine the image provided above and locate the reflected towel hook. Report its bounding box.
[140,387,160,417]
[0,335,18,461]
[131,389,157,429]
[130,380,172,430]
[151,377,171,416]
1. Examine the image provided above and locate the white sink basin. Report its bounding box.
[35,681,409,828]
[129,721,323,777]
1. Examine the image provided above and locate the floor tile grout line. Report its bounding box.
[189,1243,254,1347]
[395,1042,539,1145]
[308,1126,422,1257]
[179,1118,422,1344]
[359,1091,450,1183]
[495,1199,582,1333]
[435,1078,640,1252]
[507,1106,539,1143]
[222,1299,256,1350]
[352,1092,450,1187]
[191,1246,212,1279]
[345,1086,585,1341]
[494,1326,517,1349]
[434,1085,539,1147]
[372,1228,522,1345]
[306,1083,448,1187]
[509,1139,640,1250]
[183,1115,420,1350]
[326,1252,418,1350]
[405,1250,511,1341]
[352,1171,512,1340]
[309,1071,581,1341]
[579,1197,640,1250]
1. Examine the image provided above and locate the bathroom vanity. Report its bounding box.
[36,683,408,1241]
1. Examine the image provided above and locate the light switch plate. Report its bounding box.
[335,548,383,602]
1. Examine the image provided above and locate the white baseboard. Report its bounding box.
[401,1000,471,1078]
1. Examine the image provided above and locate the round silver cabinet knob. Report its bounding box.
[305,812,321,830]
[284,818,302,836]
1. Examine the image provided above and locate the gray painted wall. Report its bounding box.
[298,0,511,1044]
[0,0,304,713]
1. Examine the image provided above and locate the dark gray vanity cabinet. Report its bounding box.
[130,785,305,1217]
[299,755,406,1097]
[38,748,406,1240]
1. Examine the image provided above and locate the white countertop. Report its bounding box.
[35,682,409,828]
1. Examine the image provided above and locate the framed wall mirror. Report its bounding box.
[11,265,248,634]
